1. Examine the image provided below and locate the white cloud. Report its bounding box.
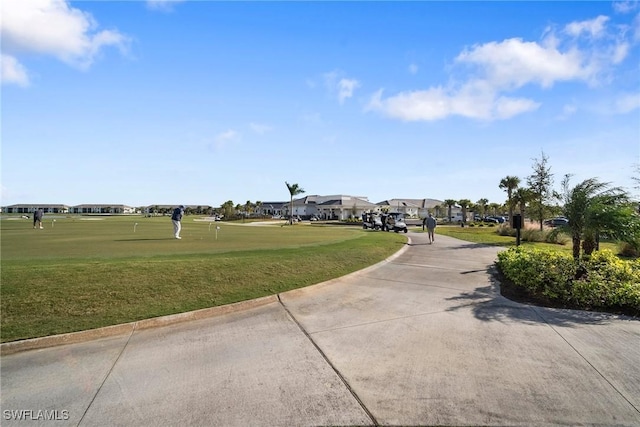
[368,12,636,122]
[1,54,29,86]
[456,38,588,89]
[366,84,539,122]
[564,15,609,38]
[611,41,630,64]
[613,1,639,14]
[633,12,640,42]
[614,92,640,113]
[0,0,129,85]
[146,0,186,13]
[301,112,323,125]
[323,70,360,104]
[557,103,578,120]
[249,122,273,134]
[337,78,360,104]
[408,63,418,75]
[493,96,541,119]
[215,130,239,147]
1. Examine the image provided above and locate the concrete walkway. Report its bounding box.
[1,232,639,426]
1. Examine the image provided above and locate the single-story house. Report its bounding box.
[70,204,137,214]
[2,204,70,214]
[256,202,288,217]
[283,195,378,220]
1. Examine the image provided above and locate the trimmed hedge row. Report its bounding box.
[496,247,640,315]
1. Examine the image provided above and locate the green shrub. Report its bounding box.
[497,247,639,314]
[545,228,570,245]
[497,225,515,237]
[619,241,640,258]
[521,228,546,243]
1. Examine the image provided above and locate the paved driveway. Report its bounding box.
[2,232,639,426]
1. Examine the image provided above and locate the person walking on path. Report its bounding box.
[425,213,437,243]
[171,205,185,239]
[33,208,44,229]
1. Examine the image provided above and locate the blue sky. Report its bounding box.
[2,1,639,208]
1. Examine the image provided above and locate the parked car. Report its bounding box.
[488,216,506,223]
[482,217,500,224]
[544,217,569,227]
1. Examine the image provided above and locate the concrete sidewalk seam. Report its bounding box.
[532,306,640,416]
[276,294,379,427]
[77,323,138,426]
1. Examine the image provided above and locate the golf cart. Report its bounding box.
[382,212,408,233]
[362,212,383,230]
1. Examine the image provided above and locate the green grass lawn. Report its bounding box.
[434,224,619,253]
[1,216,406,342]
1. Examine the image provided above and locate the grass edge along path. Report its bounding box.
[1,231,406,343]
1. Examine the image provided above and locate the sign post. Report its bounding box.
[513,214,523,246]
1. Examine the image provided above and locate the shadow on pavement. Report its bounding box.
[444,267,635,327]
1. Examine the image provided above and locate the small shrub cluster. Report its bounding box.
[619,241,640,258]
[343,218,361,224]
[496,247,640,315]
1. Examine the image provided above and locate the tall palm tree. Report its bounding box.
[562,176,634,259]
[513,187,533,221]
[458,199,471,224]
[285,182,305,225]
[444,199,457,222]
[476,198,489,218]
[221,200,234,219]
[488,203,501,216]
[499,176,520,227]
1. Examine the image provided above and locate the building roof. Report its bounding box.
[293,194,372,206]
[376,198,443,208]
[5,204,70,208]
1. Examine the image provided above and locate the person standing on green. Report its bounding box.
[171,205,185,239]
[33,208,44,229]
[425,213,436,244]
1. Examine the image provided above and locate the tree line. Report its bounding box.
[497,152,639,259]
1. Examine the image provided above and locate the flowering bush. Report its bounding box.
[496,247,640,315]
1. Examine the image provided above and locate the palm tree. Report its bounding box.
[513,187,532,219]
[433,204,442,218]
[488,203,501,216]
[444,199,457,222]
[285,182,305,225]
[476,198,489,218]
[499,176,520,227]
[221,200,234,219]
[458,199,471,224]
[562,176,635,259]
